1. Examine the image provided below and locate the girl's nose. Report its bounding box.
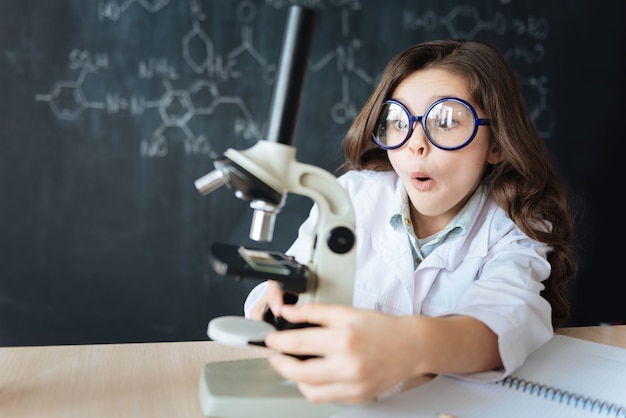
[406,123,428,155]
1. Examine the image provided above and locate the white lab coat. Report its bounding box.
[244,169,553,382]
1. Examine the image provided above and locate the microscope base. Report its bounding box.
[199,358,348,417]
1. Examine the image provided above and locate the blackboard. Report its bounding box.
[1,0,624,346]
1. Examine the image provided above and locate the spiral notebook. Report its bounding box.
[335,334,626,418]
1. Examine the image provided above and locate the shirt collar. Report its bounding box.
[390,181,484,260]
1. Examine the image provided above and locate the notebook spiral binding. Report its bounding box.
[498,376,626,417]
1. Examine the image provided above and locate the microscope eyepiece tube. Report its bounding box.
[264,6,314,145]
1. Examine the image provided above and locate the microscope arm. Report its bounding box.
[284,159,355,306]
[222,140,355,306]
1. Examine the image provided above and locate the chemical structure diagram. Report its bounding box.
[34,0,555,159]
[36,0,277,159]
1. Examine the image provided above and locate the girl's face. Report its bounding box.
[386,68,501,238]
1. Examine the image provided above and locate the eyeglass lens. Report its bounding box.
[374,99,478,149]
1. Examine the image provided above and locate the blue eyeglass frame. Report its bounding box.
[372,97,491,151]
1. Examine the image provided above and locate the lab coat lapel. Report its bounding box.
[372,225,416,304]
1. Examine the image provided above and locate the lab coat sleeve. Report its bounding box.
[444,229,554,382]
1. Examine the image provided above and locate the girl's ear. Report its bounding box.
[487,143,504,164]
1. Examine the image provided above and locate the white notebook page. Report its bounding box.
[334,335,626,418]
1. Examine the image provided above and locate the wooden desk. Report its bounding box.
[1,326,624,418]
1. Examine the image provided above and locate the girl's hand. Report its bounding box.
[263,303,419,404]
[263,303,501,404]
[248,280,286,321]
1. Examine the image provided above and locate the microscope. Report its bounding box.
[193,6,355,417]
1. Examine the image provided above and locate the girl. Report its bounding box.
[244,39,576,404]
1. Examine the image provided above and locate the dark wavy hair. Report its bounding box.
[340,39,576,327]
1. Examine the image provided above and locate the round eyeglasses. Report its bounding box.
[372,97,490,151]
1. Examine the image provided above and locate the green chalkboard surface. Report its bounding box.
[1,0,624,346]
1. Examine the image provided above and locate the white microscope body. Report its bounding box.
[193,6,356,417]
[195,140,355,417]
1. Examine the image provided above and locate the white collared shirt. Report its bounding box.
[390,179,481,266]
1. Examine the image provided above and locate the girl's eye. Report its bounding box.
[391,119,408,130]
[434,117,457,129]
